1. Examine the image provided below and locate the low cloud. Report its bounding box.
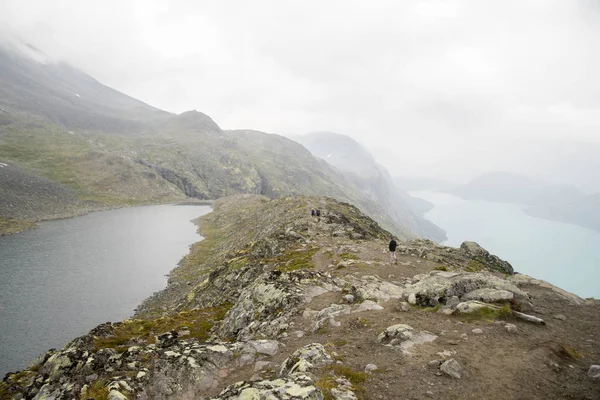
[1,0,599,188]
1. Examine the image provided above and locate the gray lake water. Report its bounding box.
[0,204,211,376]
[411,190,600,299]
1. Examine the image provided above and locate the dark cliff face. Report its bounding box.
[294,132,446,241]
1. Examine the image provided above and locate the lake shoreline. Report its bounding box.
[0,203,213,375]
[0,198,215,237]
[410,190,600,299]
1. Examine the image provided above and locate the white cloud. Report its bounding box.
[0,0,599,187]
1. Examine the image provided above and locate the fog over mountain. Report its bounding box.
[1,0,599,192]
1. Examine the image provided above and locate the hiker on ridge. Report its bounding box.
[389,237,397,264]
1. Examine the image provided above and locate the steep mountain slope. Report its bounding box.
[3,195,598,400]
[229,129,412,237]
[294,132,446,241]
[0,43,423,238]
[0,42,169,133]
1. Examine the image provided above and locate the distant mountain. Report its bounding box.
[526,193,600,233]
[293,132,446,241]
[0,42,430,239]
[452,171,584,208]
[450,171,599,233]
[393,176,457,192]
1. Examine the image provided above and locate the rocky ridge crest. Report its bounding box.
[2,195,599,400]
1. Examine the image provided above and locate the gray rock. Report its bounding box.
[460,241,514,274]
[446,296,460,308]
[456,300,490,314]
[505,323,518,333]
[343,294,355,303]
[403,271,527,308]
[280,343,333,376]
[209,374,321,399]
[377,324,437,354]
[107,390,127,400]
[254,361,273,372]
[377,324,415,343]
[554,314,567,321]
[156,331,178,348]
[471,328,483,334]
[249,340,279,356]
[440,358,463,379]
[588,365,600,379]
[364,364,378,372]
[462,288,514,303]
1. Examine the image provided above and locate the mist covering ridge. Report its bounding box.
[294,132,446,241]
[0,45,431,239]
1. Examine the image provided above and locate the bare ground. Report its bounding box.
[210,234,600,400]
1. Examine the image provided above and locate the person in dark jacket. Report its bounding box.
[389,237,397,264]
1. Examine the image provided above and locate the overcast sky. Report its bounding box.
[1,0,599,189]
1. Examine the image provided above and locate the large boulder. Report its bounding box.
[280,343,333,377]
[402,271,529,308]
[377,324,438,354]
[460,241,514,274]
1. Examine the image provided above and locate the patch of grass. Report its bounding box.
[465,260,484,272]
[339,252,359,261]
[0,382,11,400]
[316,324,329,335]
[228,256,248,270]
[81,380,108,400]
[316,365,368,400]
[93,303,231,352]
[421,304,442,313]
[348,317,370,329]
[460,304,512,322]
[560,345,583,360]
[329,364,368,385]
[315,376,337,400]
[433,265,448,271]
[0,217,36,236]
[269,247,318,273]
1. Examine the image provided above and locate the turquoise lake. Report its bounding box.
[410,190,600,300]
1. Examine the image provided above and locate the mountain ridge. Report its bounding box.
[293,132,446,241]
[1,44,426,240]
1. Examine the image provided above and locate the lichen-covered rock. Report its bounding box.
[377,324,437,354]
[209,375,323,399]
[402,271,529,308]
[377,324,416,343]
[344,275,403,303]
[455,301,493,314]
[440,358,463,379]
[507,274,585,305]
[460,241,514,274]
[312,304,351,332]
[588,365,600,379]
[462,288,514,303]
[280,344,333,377]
